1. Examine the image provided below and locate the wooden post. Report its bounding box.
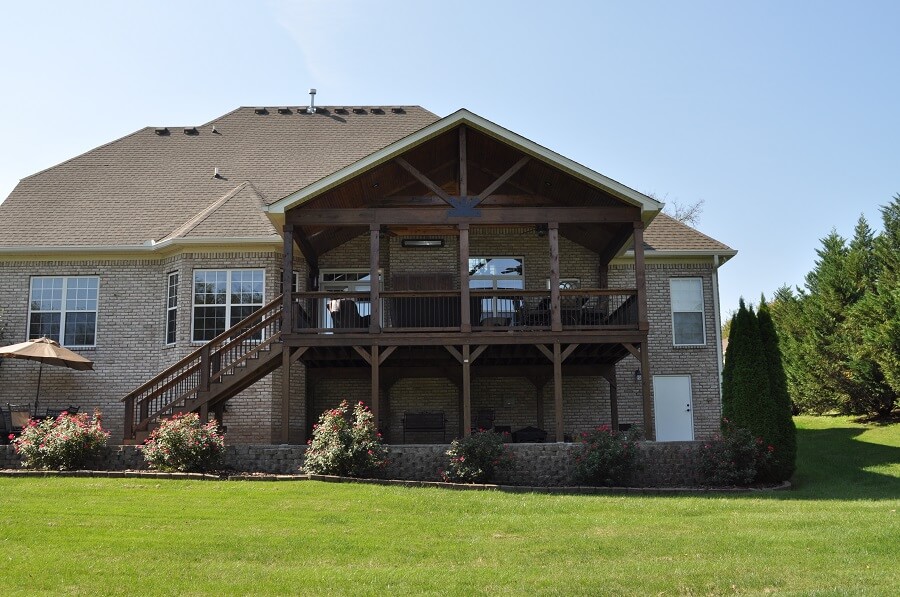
[282,225,294,334]
[462,345,472,437]
[633,223,648,332]
[553,342,564,441]
[371,345,380,431]
[369,224,381,333]
[459,224,471,332]
[281,347,291,443]
[549,223,562,332]
[199,345,211,392]
[123,398,134,442]
[640,342,654,440]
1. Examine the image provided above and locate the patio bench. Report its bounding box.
[402,411,446,443]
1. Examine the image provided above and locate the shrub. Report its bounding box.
[303,400,387,477]
[140,412,225,473]
[441,430,512,484]
[699,419,773,486]
[573,425,642,486]
[12,410,109,470]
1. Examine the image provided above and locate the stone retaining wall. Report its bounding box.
[1,441,704,486]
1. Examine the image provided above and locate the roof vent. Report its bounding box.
[154,127,169,135]
[254,107,268,115]
[353,108,366,114]
[335,108,349,115]
[213,167,222,179]
[183,127,198,135]
[277,107,292,114]
[391,108,405,114]
[371,108,384,115]
[306,88,317,114]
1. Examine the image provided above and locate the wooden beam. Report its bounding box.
[553,342,564,442]
[293,227,319,271]
[282,226,295,335]
[444,344,463,363]
[459,224,471,332]
[560,343,579,362]
[281,346,291,443]
[395,157,452,202]
[476,156,530,200]
[535,343,553,361]
[609,377,619,431]
[289,345,309,365]
[459,126,467,196]
[622,343,641,361]
[369,224,381,333]
[287,206,641,227]
[353,345,372,365]
[549,223,562,332]
[371,345,380,430]
[462,344,472,437]
[633,223,649,332]
[378,345,397,365]
[470,344,488,364]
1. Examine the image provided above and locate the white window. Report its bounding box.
[670,278,705,346]
[28,276,99,347]
[165,272,179,345]
[192,269,264,342]
[469,257,524,318]
[319,270,380,328]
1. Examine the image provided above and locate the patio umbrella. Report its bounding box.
[0,337,93,413]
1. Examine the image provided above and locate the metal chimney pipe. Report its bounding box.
[307,88,317,114]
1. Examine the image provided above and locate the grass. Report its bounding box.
[1,416,898,596]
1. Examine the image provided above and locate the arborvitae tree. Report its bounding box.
[757,296,797,481]
[767,285,805,414]
[722,300,771,439]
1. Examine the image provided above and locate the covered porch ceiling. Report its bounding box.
[274,111,661,265]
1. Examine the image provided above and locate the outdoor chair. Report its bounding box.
[472,409,495,432]
[45,406,79,419]
[328,299,370,329]
[4,403,32,439]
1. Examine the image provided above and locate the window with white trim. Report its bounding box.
[192,269,264,342]
[165,272,178,345]
[469,257,524,318]
[319,270,381,328]
[28,276,99,347]
[670,278,705,346]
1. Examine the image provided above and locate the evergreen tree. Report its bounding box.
[722,300,771,440]
[757,296,797,481]
[852,197,900,415]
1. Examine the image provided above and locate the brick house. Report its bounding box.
[0,105,735,446]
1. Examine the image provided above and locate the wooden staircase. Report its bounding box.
[122,295,287,443]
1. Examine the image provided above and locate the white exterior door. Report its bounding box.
[652,375,694,441]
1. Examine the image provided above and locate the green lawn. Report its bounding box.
[1,416,898,596]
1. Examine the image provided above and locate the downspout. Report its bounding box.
[711,255,724,387]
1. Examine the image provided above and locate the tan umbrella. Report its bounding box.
[0,337,93,413]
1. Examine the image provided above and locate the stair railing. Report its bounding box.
[122,295,283,440]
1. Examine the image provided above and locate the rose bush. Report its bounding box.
[303,400,387,477]
[140,412,224,473]
[573,425,642,486]
[699,418,773,486]
[441,430,512,484]
[12,410,109,470]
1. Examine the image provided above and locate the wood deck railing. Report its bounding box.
[122,295,284,440]
[288,288,638,333]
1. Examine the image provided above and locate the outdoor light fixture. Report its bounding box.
[634,369,642,383]
[401,239,444,248]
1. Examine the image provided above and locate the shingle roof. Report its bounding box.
[643,213,734,253]
[0,106,438,247]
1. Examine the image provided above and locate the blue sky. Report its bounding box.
[1,0,898,315]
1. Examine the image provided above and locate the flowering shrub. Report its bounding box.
[573,425,642,486]
[699,418,773,486]
[140,412,225,473]
[441,430,512,484]
[12,410,109,470]
[303,400,387,477]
